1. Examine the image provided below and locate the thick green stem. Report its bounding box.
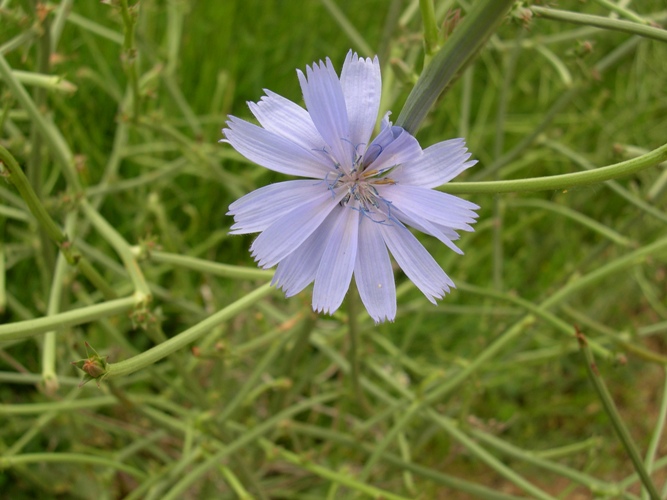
[396,0,515,134]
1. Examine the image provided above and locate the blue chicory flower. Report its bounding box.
[222,51,478,323]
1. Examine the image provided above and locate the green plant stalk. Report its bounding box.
[262,440,411,500]
[0,452,146,479]
[105,283,275,379]
[287,423,523,499]
[642,369,667,500]
[469,427,620,496]
[161,392,339,500]
[542,139,667,225]
[0,145,116,298]
[359,402,420,482]
[50,0,75,47]
[66,12,124,44]
[419,0,439,56]
[6,70,77,93]
[396,0,515,134]
[506,199,632,247]
[0,219,5,313]
[219,465,253,500]
[594,0,652,25]
[418,234,667,406]
[577,331,660,499]
[346,283,368,414]
[118,0,141,119]
[443,141,667,194]
[0,55,81,192]
[5,388,81,456]
[216,331,290,425]
[561,305,667,365]
[429,411,556,500]
[0,29,40,56]
[149,251,274,280]
[41,241,70,391]
[319,0,373,57]
[0,296,136,342]
[79,199,151,301]
[531,6,667,43]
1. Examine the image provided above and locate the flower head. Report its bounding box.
[222,51,478,323]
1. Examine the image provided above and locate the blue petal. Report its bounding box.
[223,117,330,178]
[251,189,343,268]
[297,58,354,171]
[392,138,476,188]
[379,223,454,304]
[354,216,396,323]
[228,180,326,234]
[390,206,464,255]
[340,51,381,154]
[248,90,323,151]
[379,184,479,231]
[312,205,360,315]
[272,208,339,296]
[363,126,421,173]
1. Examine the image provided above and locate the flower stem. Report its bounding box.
[79,199,151,301]
[576,329,661,499]
[396,0,515,134]
[442,141,667,194]
[118,0,141,119]
[0,54,81,192]
[419,0,439,56]
[346,284,369,414]
[105,283,275,379]
[0,145,117,299]
[149,250,274,280]
[0,296,137,342]
[531,6,667,43]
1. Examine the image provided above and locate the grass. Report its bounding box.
[1,0,667,498]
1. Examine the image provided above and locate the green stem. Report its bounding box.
[0,54,81,192]
[41,227,71,392]
[149,250,274,280]
[0,145,117,298]
[161,392,339,500]
[442,141,667,194]
[263,441,411,500]
[0,452,146,479]
[506,199,633,247]
[531,6,667,44]
[346,284,368,414]
[0,296,137,341]
[419,0,439,56]
[469,427,621,496]
[642,369,667,500]
[118,0,141,119]
[396,0,515,134]
[576,331,660,499]
[79,199,151,301]
[105,283,275,379]
[428,411,556,500]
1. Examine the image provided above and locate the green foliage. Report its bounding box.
[1,0,667,497]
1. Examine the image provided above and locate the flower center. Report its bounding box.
[326,150,397,223]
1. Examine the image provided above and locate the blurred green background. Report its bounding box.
[1,0,667,498]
